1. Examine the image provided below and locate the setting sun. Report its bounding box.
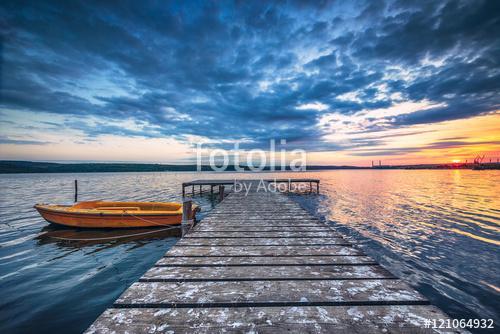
[452,159,461,163]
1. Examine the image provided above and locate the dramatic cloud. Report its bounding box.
[0,0,499,162]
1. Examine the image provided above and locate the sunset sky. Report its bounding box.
[1,0,499,166]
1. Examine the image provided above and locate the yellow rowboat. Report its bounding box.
[34,201,198,228]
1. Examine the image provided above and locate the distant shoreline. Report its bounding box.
[0,160,499,174]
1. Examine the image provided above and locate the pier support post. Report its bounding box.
[192,185,194,196]
[316,181,319,194]
[74,180,78,202]
[182,184,185,198]
[218,185,225,201]
[210,185,214,196]
[182,200,192,225]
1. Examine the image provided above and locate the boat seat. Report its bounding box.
[96,207,141,211]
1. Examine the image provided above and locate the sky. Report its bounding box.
[0,0,499,166]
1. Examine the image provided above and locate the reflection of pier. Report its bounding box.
[182,178,320,197]
[87,179,457,332]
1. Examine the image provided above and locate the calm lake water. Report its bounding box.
[0,170,498,333]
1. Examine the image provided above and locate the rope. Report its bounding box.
[122,210,177,227]
[124,208,199,229]
[122,209,196,230]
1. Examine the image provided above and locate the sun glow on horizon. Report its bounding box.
[1,108,499,166]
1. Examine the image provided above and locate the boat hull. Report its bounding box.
[34,204,195,228]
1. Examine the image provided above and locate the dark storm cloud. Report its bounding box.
[0,0,499,150]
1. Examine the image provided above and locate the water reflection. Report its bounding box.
[290,170,500,327]
[0,171,499,333]
[36,225,184,248]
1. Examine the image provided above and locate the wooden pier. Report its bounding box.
[182,178,320,197]
[87,180,461,333]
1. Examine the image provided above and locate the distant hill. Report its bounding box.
[1,160,496,174]
[0,161,223,173]
[0,160,371,173]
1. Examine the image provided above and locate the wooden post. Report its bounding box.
[310,182,312,193]
[316,181,319,193]
[182,184,185,197]
[218,185,225,201]
[288,179,291,193]
[192,185,194,196]
[74,180,78,202]
[210,185,214,196]
[182,200,192,225]
[199,185,202,194]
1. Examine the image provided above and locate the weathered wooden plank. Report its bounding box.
[207,207,306,211]
[215,204,300,207]
[86,305,457,334]
[140,265,395,282]
[157,256,377,266]
[196,225,329,230]
[211,205,303,209]
[219,198,293,201]
[207,215,315,219]
[210,204,303,208]
[209,209,307,214]
[192,226,332,232]
[176,237,350,246]
[211,206,304,208]
[199,223,324,228]
[166,245,363,257]
[214,205,301,208]
[216,197,297,200]
[114,279,428,307]
[214,204,302,206]
[208,213,311,217]
[193,223,328,232]
[218,198,289,200]
[185,231,339,238]
[201,219,322,225]
[204,214,318,218]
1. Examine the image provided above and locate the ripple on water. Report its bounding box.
[0,170,499,333]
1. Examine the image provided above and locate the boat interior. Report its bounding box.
[71,201,183,212]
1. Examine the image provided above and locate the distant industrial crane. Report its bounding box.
[473,154,485,164]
